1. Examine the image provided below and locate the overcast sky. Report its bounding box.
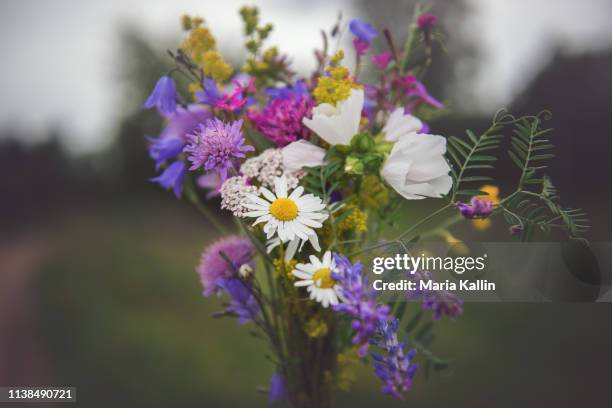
[0,0,611,154]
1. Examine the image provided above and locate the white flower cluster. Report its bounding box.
[219,175,258,218]
[240,148,303,190]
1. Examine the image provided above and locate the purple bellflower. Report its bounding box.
[149,160,186,198]
[268,372,287,404]
[217,278,259,324]
[146,136,184,170]
[349,18,378,43]
[143,75,177,114]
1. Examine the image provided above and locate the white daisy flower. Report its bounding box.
[292,251,341,308]
[244,175,328,243]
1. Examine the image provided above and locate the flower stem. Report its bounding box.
[184,178,231,235]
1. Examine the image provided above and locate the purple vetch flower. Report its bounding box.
[149,160,186,198]
[217,278,259,324]
[331,254,391,357]
[247,95,313,147]
[456,197,494,219]
[197,236,255,296]
[143,75,177,114]
[370,319,418,399]
[146,136,185,169]
[417,13,438,31]
[349,18,378,43]
[268,372,287,404]
[409,271,463,320]
[184,118,254,181]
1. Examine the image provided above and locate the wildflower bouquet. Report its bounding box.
[143,5,587,406]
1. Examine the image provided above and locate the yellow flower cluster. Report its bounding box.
[180,16,233,83]
[304,315,328,338]
[338,204,368,233]
[359,175,389,209]
[335,350,359,391]
[201,51,233,83]
[273,258,298,279]
[312,51,361,106]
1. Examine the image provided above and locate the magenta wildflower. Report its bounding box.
[371,52,393,70]
[331,254,391,357]
[248,95,313,147]
[398,75,444,109]
[456,197,494,219]
[417,13,438,31]
[370,319,418,399]
[197,236,255,296]
[143,75,177,114]
[184,118,254,181]
[353,38,369,56]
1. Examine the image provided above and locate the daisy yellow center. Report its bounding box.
[270,198,298,221]
[313,267,335,289]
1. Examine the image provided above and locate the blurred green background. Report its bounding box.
[2,0,612,406]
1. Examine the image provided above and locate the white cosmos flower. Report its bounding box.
[244,175,328,243]
[282,140,326,173]
[302,88,364,146]
[382,107,423,142]
[292,251,341,308]
[381,132,452,200]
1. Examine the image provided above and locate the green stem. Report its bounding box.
[184,178,231,235]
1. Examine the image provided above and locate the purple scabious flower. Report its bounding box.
[370,319,418,399]
[216,278,259,324]
[268,372,287,403]
[409,271,463,320]
[144,75,177,114]
[184,118,254,181]
[150,160,186,198]
[349,18,378,44]
[197,236,255,296]
[456,197,493,219]
[248,95,314,147]
[331,254,391,357]
[146,136,184,170]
